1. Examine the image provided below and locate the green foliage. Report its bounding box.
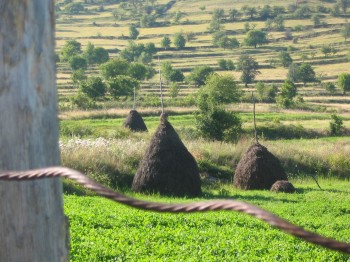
[129,24,139,40]
[196,74,242,142]
[64,182,350,261]
[160,36,171,49]
[337,72,350,94]
[71,69,87,86]
[187,66,214,86]
[108,75,139,99]
[276,80,298,108]
[330,114,344,135]
[293,5,312,19]
[68,55,87,71]
[79,77,107,99]
[321,45,337,57]
[244,29,268,48]
[255,82,277,103]
[278,51,293,67]
[64,2,84,14]
[128,62,148,80]
[237,54,260,87]
[288,63,316,85]
[169,82,180,98]
[173,32,186,49]
[340,23,350,42]
[100,58,130,79]
[83,42,109,65]
[323,82,336,94]
[216,36,240,50]
[70,92,98,110]
[217,59,235,70]
[60,40,81,62]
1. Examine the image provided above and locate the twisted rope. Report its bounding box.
[0,167,349,254]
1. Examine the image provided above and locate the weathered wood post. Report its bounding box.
[0,1,69,261]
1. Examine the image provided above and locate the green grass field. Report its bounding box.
[64,180,350,261]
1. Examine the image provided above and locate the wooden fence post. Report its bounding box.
[0,1,69,261]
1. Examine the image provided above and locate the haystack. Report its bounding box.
[234,143,288,190]
[132,114,202,197]
[123,110,147,132]
[270,180,295,193]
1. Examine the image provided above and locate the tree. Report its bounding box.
[237,55,260,87]
[80,77,107,99]
[340,23,350,42]
[69,55,88,70]
[161,62,184,82]
[323,82,336,94]
[228,8,241,21]
[311,14,322,27]
[244,29,268,48]
[60,39,81,61]
[71,69,87,86]
[217,36,240,49]
[129,24,139,40]
[218,59,235,70]
[195,74,242,141]
[330,114,344,135]
[298,63,316,86]
[173,32,186,49]
[279,51,293,67]
[93,47,110,64]
[0,1,68,260]
[187,66,214,86]
[276,79,298,108]
[287,63,300,82]
[100,58,130,79]
[160,36,171,50]
[338,73,350,94]
[242,5,257,19]
[83,43,109,65]
[65,2,84,14]
[119,41,145,62]
[128,62,148,80]
[255,82,278,102]
[108,75,139,98]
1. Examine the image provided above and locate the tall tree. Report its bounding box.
[244,29,268,48]
[173,32,186,49]
[0,1,68,261]
[238,55,260,87]
[338,73,350,94]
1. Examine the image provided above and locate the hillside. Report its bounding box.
[55,0,350,111]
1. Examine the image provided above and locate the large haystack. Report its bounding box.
[234,143,288,190]
[132,114,202,197]
[270,180,295,193]
[123,110,147,132]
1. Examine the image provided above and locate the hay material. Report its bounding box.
[234,143,288,190]
[123,110,147,132]
[132,114,202,197]
[270,180,295,193]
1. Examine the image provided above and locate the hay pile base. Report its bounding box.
[124,110,147,132]
[132,114,201,197]
[234,143,288,190]
[270,180,295,193]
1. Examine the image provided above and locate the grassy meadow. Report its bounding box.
[55,0,350,260]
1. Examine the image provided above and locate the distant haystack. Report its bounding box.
[270,180,295,193]
[124,110,147,132]
[234,143,288,190]
[132,114,202,197]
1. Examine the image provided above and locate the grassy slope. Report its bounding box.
[64,180,350,261]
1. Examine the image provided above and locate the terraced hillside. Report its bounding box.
[55,0,350,111]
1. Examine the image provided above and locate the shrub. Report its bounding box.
[79,77,107,99]
[330,114,344,135]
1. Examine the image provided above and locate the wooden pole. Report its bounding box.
[0,1,69,261]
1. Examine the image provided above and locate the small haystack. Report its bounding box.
[124,110,147,132]
[270,180,295,193]
[234,143,288,190]
[132,114,202,197]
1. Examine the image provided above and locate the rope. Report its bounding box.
[0,166,349,254]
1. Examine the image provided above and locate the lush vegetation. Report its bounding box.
[64,180,350,261]
[55,0,350,260]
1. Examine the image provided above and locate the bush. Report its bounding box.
[330,114,344,135]
[79,77,107,99]
[70,92,99,110]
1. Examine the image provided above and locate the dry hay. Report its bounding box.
[270,180,296,193]
[132,114,202,197]
[234,143,288,190]
[123,110,147,132]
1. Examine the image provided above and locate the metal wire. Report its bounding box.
[0,166,349,254]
